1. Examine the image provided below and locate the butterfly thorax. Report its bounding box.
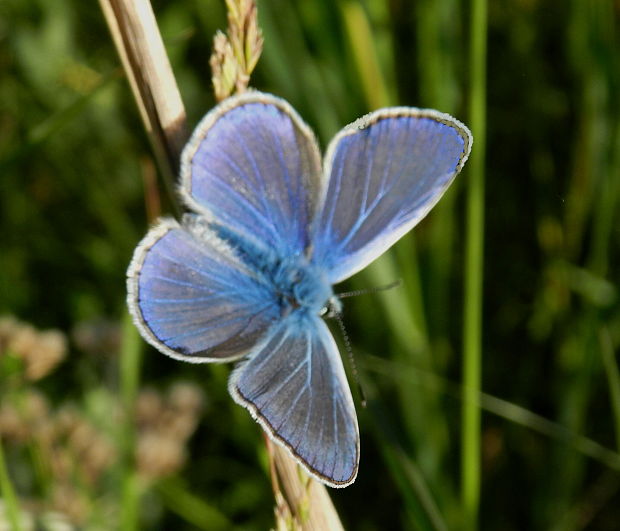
[204,220,335,317]
[271,256,333,317]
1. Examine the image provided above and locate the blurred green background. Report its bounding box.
[1,0,619,529]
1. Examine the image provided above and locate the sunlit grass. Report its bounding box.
[462,0,487,528]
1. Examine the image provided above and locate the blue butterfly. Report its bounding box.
[127,92,472,487]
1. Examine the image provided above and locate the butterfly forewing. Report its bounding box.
[180,92,323,256]
[230,315,359,487]
[312,109,472,283]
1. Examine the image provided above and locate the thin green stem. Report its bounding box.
[120,311,142,409]
[600,328,620,452]
[119,311,143,531]
[462,0,487,528]
[0,439,22,531]
[339,0,392,109]
[156,478,234,530]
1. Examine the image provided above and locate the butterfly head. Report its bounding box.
[320,296,343,319]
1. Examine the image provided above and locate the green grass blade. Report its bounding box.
[600,328,620,452]
[119,310,143,531]
[0,440,22,531]
[364,356,620,472]
[462,0,487,528]
[156,477,234,530]
[339,0,393,109]
[366,400,448,531]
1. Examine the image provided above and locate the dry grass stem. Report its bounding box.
[272,444,345,531]
[98,0,188,173]
[210,0,263,101]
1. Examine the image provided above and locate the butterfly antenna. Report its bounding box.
[337,279,402,299]
[333,312,367,408]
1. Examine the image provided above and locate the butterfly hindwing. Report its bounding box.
[312,109,472,283]
[180,92,323,257]
[230,315,359,487]
[127,217,280,362]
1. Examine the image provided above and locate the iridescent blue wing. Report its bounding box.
[312,109,472,283]
[180,92,322,256]
[230,315,359,487]
[127,217,279,362]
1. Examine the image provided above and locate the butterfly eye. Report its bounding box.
[320,297,342,319]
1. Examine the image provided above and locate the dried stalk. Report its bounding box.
[99,0,187,180]
[271,442,345,531]
[210,0,263,101]
[98,0,345,528]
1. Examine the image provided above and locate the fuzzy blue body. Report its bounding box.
[210,222,334,319]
